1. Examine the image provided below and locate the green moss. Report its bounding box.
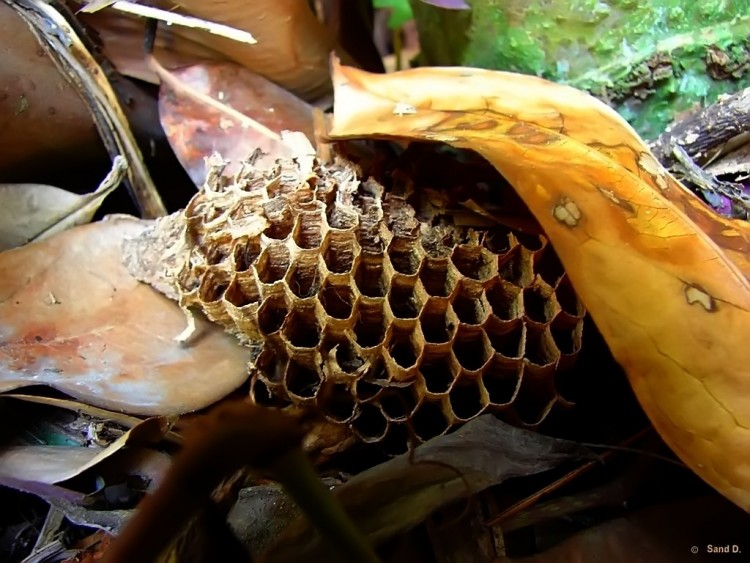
[446,0,750,137]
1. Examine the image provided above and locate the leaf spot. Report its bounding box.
[596,187,636,214]
[638,152,669,192]
[684,283,717,312]
[552,197,582,227]
[393,103,417,116]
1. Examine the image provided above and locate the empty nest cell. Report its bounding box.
[451,245,496,281]
[293,210,327,250]
[419,258,458,297]
[419,300,456,344]
[388,237,421,275]
[355,254,389,298]
[172,152,588,452]
[282,307,323,349]
[323,233,358,274]
[257,294,289,335]
[287,258,323,299]
[320,282,356,320]
[256,244,291,284]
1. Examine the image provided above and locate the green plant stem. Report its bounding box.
[270,447,382,563]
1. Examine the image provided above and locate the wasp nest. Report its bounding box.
[133,144,584,453]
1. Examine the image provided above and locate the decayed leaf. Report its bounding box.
[0,415,171,485]
[0,184,88,251]
[79,0,351,101]
[328,63,750,511]
[0,156,126,251]
[158,62,314,186]
[0,2,104,177]
[0,216,251,415]
[509,496,748,563]
[261,415,589,561]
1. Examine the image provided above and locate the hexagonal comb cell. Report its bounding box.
[257,294,289,336]
[452,286,490,325]
[323,234,357,274]
[419,353,459,395]
[419,300,456,344]
[224,276,260,308]
[486,280,523,321]
[354,302,387,348]
[354,254,388,298]
[293,210,326,250]
[256,244,291,284]
[161,150,587,453]
[388,281,422,320]
[411,401,450,441]
[451,245,496,282]
[378,385,418,421]
[198,268,230,304]
[233,237,262,272]
[419,258,458,297]
[387,331,421,370]
[285,359,322,401]
[388,237,421,276]
[352,402,388,442]
[482,226,514,255]
[452,330,492,372]
[449,378,487,421]
[282,307,322,349]
[318,381,357,423]
[320,282,356,320]
[522,283,559,325]
[287,259,322,299]
[262,198,294,240]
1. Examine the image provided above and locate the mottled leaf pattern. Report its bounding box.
[328,62,750,511]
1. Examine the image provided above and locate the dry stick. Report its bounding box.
[649,87,750,165]
[104,1,257,44]
[147,55,284,144]
[485,427,654,528]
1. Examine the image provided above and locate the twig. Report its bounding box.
[100,1,257,45]
[650,87,750,165]
[670,143,750,216]
[147,55,284,144]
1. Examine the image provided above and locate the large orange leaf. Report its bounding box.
[328,62,750,511]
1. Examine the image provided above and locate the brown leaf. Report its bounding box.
[0,3,104,178]
[261,415,589,561]
[158,62,315,185]
[0,216,251,415]
[328,63,750,511]
[80,0,351,101]
[0,415,171,485]
[509,496,748,563]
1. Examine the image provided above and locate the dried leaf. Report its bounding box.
[0,157,126,251]
[78,0,117,13]
[0,3,103,177]
[509,496,748,563]
[328,63,750,510]
[0,184,86,250]
[158,62,314,186]
[0,216,251,415]
[79,0,351,101]
[0,416,170,485]
[262,415,589,561]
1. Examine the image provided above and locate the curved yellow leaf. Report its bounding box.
[328,62,750,511]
